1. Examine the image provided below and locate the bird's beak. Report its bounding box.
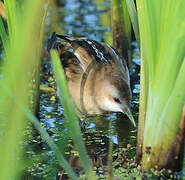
[122,107,136,128]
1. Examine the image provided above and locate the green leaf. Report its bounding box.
[0,16,8,49]
[126,0,140,45]
[136,0,185,169]
[25,111,78,180]
[0,0,48,178]
[50,50,96,179]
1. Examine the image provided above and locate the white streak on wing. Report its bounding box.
[86,40,108,62]
[106,44,119,60]
[74,52,86,73]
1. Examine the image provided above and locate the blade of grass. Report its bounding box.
[0,0,46,178]
[0,16,8,49]
[25,110,78,180]
[50,50,96,178]
[111,0,132,67]
[136,0,185,169]
[33,0,50,117]
[4,0,17,41]
[107,119,113,180]
[0,0,78,179]
[39,0,49,53]
[0,82,78,180]
[126,0,140,45]
[0,1,8,54]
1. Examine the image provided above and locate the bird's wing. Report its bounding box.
[55,34,113,68]
[48,33,130,84]
[47,32,84,82]
[60,51,83,82]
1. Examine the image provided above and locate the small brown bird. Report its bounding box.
[48,32,136,127]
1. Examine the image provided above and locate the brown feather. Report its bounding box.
[48,33,132,117]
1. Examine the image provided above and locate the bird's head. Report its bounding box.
[100,77,136,127]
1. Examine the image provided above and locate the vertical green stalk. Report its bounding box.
[34,1,50,117]
[136,0,185,170]
[136,33,149,163]
[111,0,132,68]
[136,51,148,162]
[51,50,96,179]
[4,0,16,41]
[0,16,8,49]
[126,0,140,45]
[107,120,113,180]
[0,1,45,179]
[25,111,78,180]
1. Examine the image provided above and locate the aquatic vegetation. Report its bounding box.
[111,0,132,67]
[133,0,185,171]
[0,0,45,178]
[0,0,184,179]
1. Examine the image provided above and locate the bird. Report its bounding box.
[47,32,136,127]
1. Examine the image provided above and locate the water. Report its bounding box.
[0,0,140,179]
[35,0,140,178]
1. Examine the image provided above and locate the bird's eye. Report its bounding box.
[113,97,121,103]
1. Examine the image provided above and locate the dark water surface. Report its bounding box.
[26,0,140,179]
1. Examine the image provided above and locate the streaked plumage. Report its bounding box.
[48,32,135,127]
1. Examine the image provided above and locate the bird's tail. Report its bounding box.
[47,32,57,51]
[55,33,72,42]
[47,32,71,52]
